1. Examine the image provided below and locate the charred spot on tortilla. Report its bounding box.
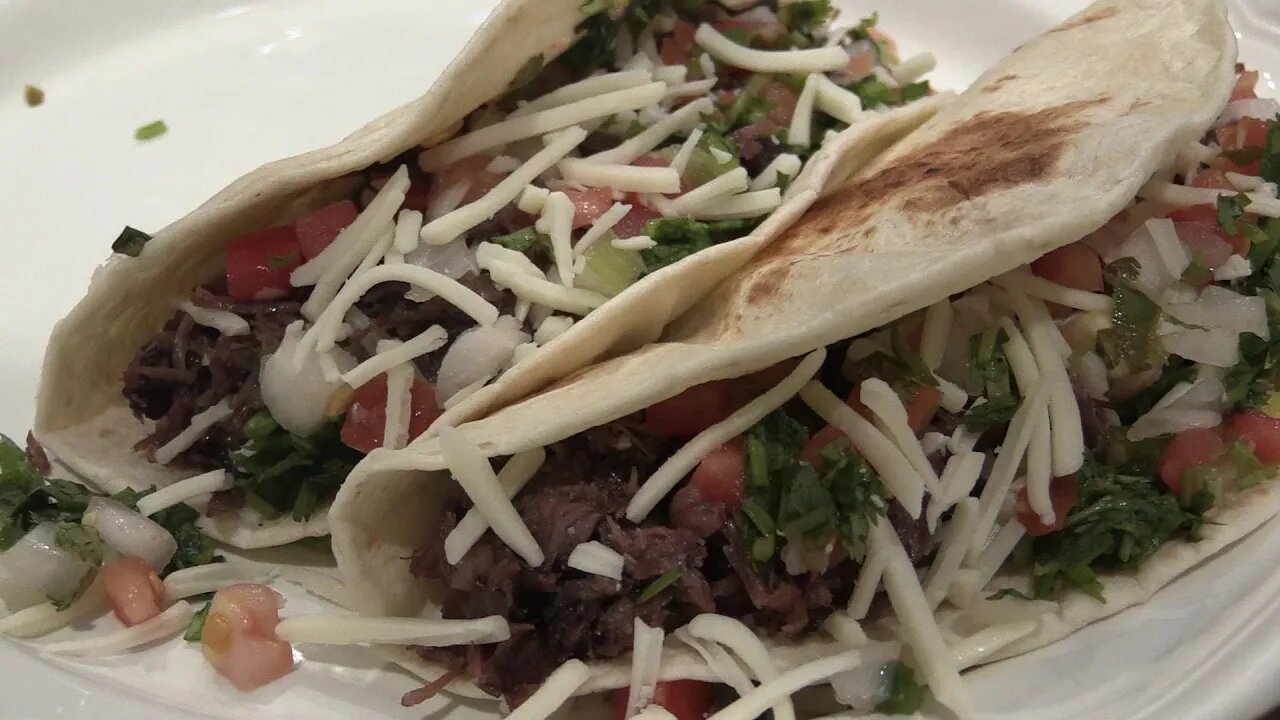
[1050,5,1120,33]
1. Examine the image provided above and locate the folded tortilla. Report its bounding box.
[32,0,943,548]
[328,0,1247,700]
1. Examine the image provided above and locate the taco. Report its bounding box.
[33,0,945,548]
[323,0,1263,715]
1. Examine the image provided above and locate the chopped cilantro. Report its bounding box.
[640,217,756,273]
[23,85,44,107]
[1,435,94,551]
[844,12,879,44]
[1217,193,1251,235]
[986,588,1035,601]
[562,0,651,74]
[637,567,685,603]
[492,227,543,253]
[875,661,927,714]
[851,77,895,109]
[890,326,938,389]
[112,226,153,257]
[228,410,361,522]
[719,74,776,132]
[54,522,103,565]
[185,601,211,642]
[135,120,168,141]
[1098,258,1164,370]
[900,81,931,103]
[1260,118,1280,185]
[777,0,834,35]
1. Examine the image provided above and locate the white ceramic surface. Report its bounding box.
[1,0,1278,718]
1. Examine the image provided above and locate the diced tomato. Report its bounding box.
[660,19,697,66]
[800,425,846,469]
[1166,204,1219,225]
[202,584,294,692]
[430,155,505,207]
[1190,169,1237,191]
[613,204,661,239]
[1157,428,1227,495]
[732,359,800,402]
[1215,119,1271,175]
[1031,242,1105,293]
[843,45,878,81]
[102,556,166,627]
[644,381,736,437]
[633,154,671,169]
[1167,204,1251,258]
[613,680,714,720]
[1015,474,1080,537]
[690,440,746,507]
[1227,410,1280,464]
[564,187,617,229]
[340,375,442,453]
[224,226,302,302]
[761,82,800,126]
[294,200,357,260]
[1175,222,1236,282]
[1232,70,1260,101]
[905,386,945,434]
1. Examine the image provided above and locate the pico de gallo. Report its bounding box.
[113,0,936,529]
[397,67,1280,716]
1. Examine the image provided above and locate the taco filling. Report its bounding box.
[402,66,1280,714]
[115,0,933,525]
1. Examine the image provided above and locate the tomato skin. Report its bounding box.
[690,440,746,507]
[660,19,697,66]
[644,382,736,438]
[563,187,617,229]
[1215,119,1271,175]
[224,226,302,301]
[202,583,293,693]
[102,556,166,627]
[905,386,945,434]
[1031,242,1105,293]
[1166,205,1250,258]
[1227,410,1280,464]
[1016,474,1079,537]
[1158,428,1227,495]
[340,375,442,453]
[800,425,846,468]
[613,204,662,239]
[612,680,713,720]
[431,155,505,206]
[1190,169,1236,191]
[294,200,357,260]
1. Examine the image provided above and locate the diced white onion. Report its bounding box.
[1076,352,1109,401]
[85,497,176,571]
[0,523,93,612]
[1217,97,1280,126]
[566,541,625,580]
[1165,285,1270,339]
[1146,218,1192,280]
[534,315,575,345]
[0,575,104,638]
[1159,324,1242,367]
[435,316,530,403]
[264,321,355,436]
[1128,368,1226,440]
[1214,254,1253,281]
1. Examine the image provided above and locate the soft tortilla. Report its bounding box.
[328,0,1247,698]
[32,0,942,548]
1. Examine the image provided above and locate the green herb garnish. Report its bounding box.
[637,567,685,603]
[875,661,927,714]
[641,217,756,273]
[492,227,543,253]
[135,120,168,141]
[228,410,361,522]
[185,602,212,642]
[23,85,44,107]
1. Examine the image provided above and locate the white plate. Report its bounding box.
[1,1,1278,718]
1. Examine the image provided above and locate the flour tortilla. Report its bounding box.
[329,0,1250,699]
[32,0,943,548]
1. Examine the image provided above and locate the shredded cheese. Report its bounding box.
[822,612,867,647]
[996,319,1054,526]
[966,381,1048,563]
[996,270,1112,313]
[394,209,425,255]
[540,191,577,288]
[695,24,848,74]
[951,620,1039,667]
[859,378,941,496]
[518,185,551,214]
[626,350,825,522]
[486,260,608,314]
[352,222,397,277]
[438,427,544,566]
[927,451,984,530]
[968,521,1028,599]
[890,52,936,84]
[787,74,821,148]
[574,202,633,256]
[689,189,782,221]
[1140,180,1280,217]
[382,359,414,451]
[342,325,448,389]
[613,235,656,251]
[153,401,232,465]
[667,167,750,214]
[442,446,547,563]
[845,527,887,619]
[626,619,667,719]
[923,498,979,610]
[670,127,706,177]
[566,541,625,580]
[178,301,248,337]
[134,469,232,517]
[653,64,688,85]
[163,563,278,600]
[421,84,664,171]
[704,652,861,720]
[799,382,925,518]
[664,78,718,100]
[275,614,510,646]
[937,377,968,413]
[587,98,714,165]
[513,70,655,118]
[560,158,682,194]
[506,659,590,720]
[919,300,953,370]
[813,74,864,124]
[421,127,589,245]
[688,614,795,720]
[40,601,193,656]
[750,154,803,191]
[674,628,756,697]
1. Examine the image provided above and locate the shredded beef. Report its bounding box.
[668,484,727,538]
[519,485,607,565]
[605,522,706,580]
[888,499,934,564]
[24,432,50,475]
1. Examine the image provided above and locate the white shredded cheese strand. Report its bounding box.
[969,521,1027,597]
[998,319,1054,526]
[0,575,105,639]
[566,541,625,580]
[937,377,968,413]
[704,652,861,720]
[560,159,682,194]
[163,563,278,600]
[626,350,825,522]
[813,74,865,124]
[859,378,942,497]
[787,74,821,149]
[275,614,510,646]
[1147,218,1192,279]
[613,235,656,251]
[626,619,666,719]
[574,202,633,257]
[135,469,232,516]
[875,520,971,717]
[927,451,984,530]
[688,614,795,720]
[352,222,396,277]
[394,209,425,255]
[421,127,589,245]
[674,628,756,697]
[922,498,979,610]
[40,601,193,656]
[342,325,448,389]
[588,98,714,165]
[512,70,654,117]
[438,427,544,566]
[699,52,717,77]
[178,301,249,337]
[891,52,937,84]
[541,191,577,288]
[845,524,888,619]
[486,260,608,314]
[749,154,803,191]
[303,264,500,358]
[822,612,867,647]
[799,382,925,518]
[153,400,232,465]
[966,381,1048,563]
[664,78,718,99]
[668,167,750,214]
[444,447,547,564]
[420,84,664,171]
[1140,180,1280,218]
[671,128,706,178]
[518,185,551,214]
[506,659,590,720]
[919,300,953,370]
[688,189,783,221]
[427,182,470,222]
[382,360,414,451]
[951,620,1039,667]
[653,64,688,85]
[996,270,1111,312]
[695,24,848,74]
[534,315,575,345]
